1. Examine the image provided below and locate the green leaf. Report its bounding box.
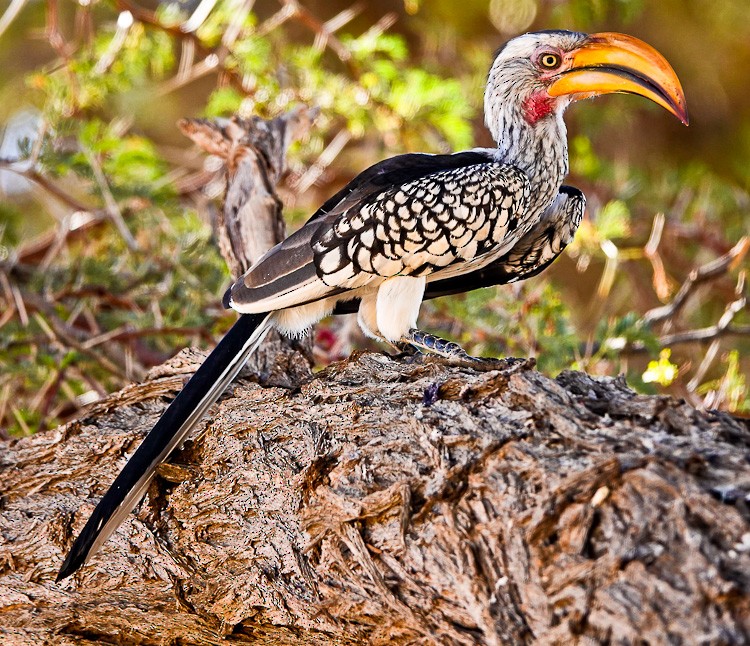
[596,200,631,241]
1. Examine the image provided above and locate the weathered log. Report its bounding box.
[1,350,749,644]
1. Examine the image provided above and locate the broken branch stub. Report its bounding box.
[179,107,319,385]
[179,106,318,278]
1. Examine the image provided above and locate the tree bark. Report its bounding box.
[1,352,749,644]
[1,110,749,644]
[178,107,318,278]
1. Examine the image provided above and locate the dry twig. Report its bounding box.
[643,236,749,326]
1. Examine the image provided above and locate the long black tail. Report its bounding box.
[57,312,272,581]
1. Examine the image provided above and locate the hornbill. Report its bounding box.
[57,30,687,581]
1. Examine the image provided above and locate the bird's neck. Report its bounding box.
[491,105,569,215]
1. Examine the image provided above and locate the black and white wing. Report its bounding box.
[422,185,585,300]
[331,185,584,313]
[224,150,531,314]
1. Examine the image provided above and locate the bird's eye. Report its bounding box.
[538,52,561,69]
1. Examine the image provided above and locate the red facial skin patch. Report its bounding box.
[522,92,555,125]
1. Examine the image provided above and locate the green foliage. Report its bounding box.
[28,23,174,122]
[696,351,750,413]
[76,119,172,198]
[205,87,244,117]
[1,203,230,435]
[569,134,602,179]
[600,313,660,356]
[284,31,472,150]
[595,199,631,241]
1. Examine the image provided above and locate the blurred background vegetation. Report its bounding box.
[0,0,748,436]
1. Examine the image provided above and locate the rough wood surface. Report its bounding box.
[178,107,317,278]
[1,349,749,644]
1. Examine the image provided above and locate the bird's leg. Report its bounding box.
[398,328,479,362]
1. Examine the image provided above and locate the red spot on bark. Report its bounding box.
[523,92,554,125]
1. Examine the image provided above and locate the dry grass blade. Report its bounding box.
[0,0,28,39]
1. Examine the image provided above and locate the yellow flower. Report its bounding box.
[643,349,679,387]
